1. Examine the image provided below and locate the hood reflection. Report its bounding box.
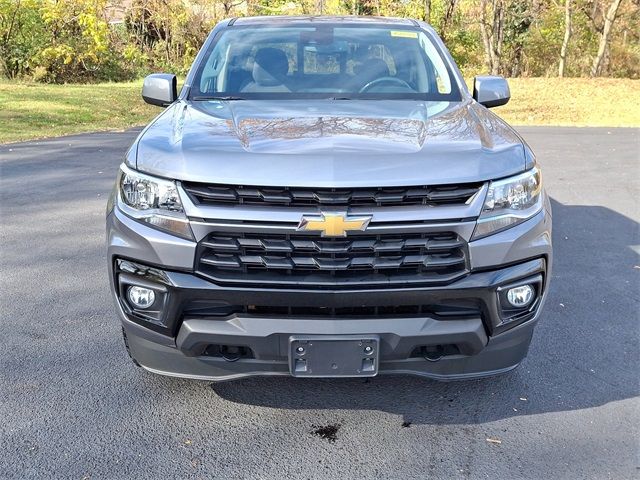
[136,99,527,187]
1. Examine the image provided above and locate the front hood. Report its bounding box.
[135,99,526,187]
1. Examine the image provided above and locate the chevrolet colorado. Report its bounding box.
[107,16,552,381]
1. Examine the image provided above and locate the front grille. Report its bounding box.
[182,182,482,208]
[195,231,469,288]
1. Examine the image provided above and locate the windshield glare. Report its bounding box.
[190,25,461,100]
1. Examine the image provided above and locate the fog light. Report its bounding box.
[506,285,534,308]
[127,286,155,309]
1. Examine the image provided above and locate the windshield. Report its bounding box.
[189,24,461,101]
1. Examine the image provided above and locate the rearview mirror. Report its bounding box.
[142,74,177,107]
[473,76,510,108]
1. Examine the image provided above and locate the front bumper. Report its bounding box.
[108,202,552,381]
[126,317,538,382]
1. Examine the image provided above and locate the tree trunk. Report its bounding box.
[480,0,494,73]
[591,0,624,76]
[424,0,431,23]
[479,0,503,75]
[559,0,572,77]
[494,0,505,74]
[440,0,458,42]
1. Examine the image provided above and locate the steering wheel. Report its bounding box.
[359,77,413,93]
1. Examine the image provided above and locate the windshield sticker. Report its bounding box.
[390,31,418,39]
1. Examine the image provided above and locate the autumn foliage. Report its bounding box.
[0,0,637,83]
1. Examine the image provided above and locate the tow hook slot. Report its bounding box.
[221,346,241,362]
[203,345,253,362]
[414,344,462,362]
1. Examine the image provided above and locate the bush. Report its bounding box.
[0,0,47,78]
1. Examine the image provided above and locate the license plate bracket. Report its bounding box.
[289,335,379,378]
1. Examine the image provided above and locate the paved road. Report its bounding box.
[1,127,638,479]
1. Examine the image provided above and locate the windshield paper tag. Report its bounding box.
[390,31,418,38]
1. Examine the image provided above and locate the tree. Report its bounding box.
[503,0,536,77]
[479,0,505,75]
[591,0,624,76]
[36,0,112,82]
[0,0,46,78]
[559,0,572,77]
[1,0,638,82]
[221,0,246,15]
[440,0,459,41]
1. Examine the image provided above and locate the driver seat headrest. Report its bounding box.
[252,48,289,87]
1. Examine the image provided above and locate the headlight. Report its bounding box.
[116,164,193,240]
[472,167,543,240]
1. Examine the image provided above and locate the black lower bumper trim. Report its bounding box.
[176,315,488,359]
[113,257,546,337]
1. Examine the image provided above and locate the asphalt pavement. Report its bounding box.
[0,126,638,479]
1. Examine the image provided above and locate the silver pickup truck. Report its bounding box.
[106,15,552,382]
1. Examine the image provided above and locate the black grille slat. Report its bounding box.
[200,254,241,268]
[196,232,469,288]
[427,186,480,202]
[188,302,482,319]
[205,253,466,271]
[200,238,239,251]
[183,183,482,208]
[255,256,293,269]
[427,254,467,267]
[203,236,464,255]
[187,186,238,201]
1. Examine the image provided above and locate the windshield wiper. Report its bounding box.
[191,95,246,101]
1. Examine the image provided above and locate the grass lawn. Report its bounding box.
[0,79,158,144]
[494,78,640,127]
[1,77,638,144]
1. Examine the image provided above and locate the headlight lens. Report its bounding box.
[116,164,193,240]
[472,167,543,240]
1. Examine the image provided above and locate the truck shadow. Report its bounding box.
[209,198,639,425]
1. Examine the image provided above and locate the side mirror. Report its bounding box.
[142,73,177,107]
[473,75,510,108]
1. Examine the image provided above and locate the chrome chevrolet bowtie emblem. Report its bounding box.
[297,213,372,237]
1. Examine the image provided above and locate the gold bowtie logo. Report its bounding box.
[297,213,372,237]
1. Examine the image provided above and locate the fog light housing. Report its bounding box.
[127,286,155,309]
[506,284,534,308]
